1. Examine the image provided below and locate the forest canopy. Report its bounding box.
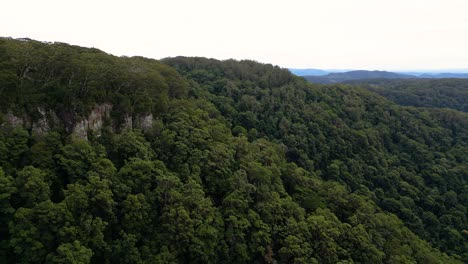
[0,38,466,263]
[344,78,468,112]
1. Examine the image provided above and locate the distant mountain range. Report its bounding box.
[291,69,468,84]
[416,73,468,78]
[302,70,414,84]
[288,68,330,76]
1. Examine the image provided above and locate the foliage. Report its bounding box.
[165,56,468,261]
[345,78,468,112]
[0,39,465,263]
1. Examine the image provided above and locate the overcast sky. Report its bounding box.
[2,0,468,70]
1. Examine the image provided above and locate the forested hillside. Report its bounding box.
[0,38,466,263]
[163,57,468,261]
[344,78,468,112]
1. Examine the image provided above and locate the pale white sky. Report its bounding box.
[2,0,468,70]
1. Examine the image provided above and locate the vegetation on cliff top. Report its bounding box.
[0,38,466,263]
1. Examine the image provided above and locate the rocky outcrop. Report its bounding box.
[137,113,154,131]
[31,108,50,134]
[122,114,133,130]
[5,112,26,127]
[73,119,89,139]
[72,103,112,139]
[2,103,153,139]
[31,107,60,135]
[88,103,112,131]
[121,113,154,131]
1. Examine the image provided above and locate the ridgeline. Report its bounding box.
[0,38,466,263]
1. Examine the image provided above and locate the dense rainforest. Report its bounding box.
[343,78,468,112]
[0,38,466,263]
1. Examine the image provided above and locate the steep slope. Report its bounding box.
[345,78,468,112]
[304,70,415,84]
[164,56,468,261]
[0,38,465,263]
[0,37,189,137]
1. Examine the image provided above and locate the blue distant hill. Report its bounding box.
[290,69,468,83]
[289,68,329,76]
[416,73,468,78]
[302,70,415,84]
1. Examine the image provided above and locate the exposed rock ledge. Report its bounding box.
[1,103,154,140]
[73,103,113,139]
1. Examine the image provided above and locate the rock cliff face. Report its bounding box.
[137,113,154,131]
[5,112,27,127]
[122,114,133,130]
[120,113,154,131]
[1,103,154,139]
[72,103,113,139]
[31,107,59,135]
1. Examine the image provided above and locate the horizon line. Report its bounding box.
[288,68,468,73]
